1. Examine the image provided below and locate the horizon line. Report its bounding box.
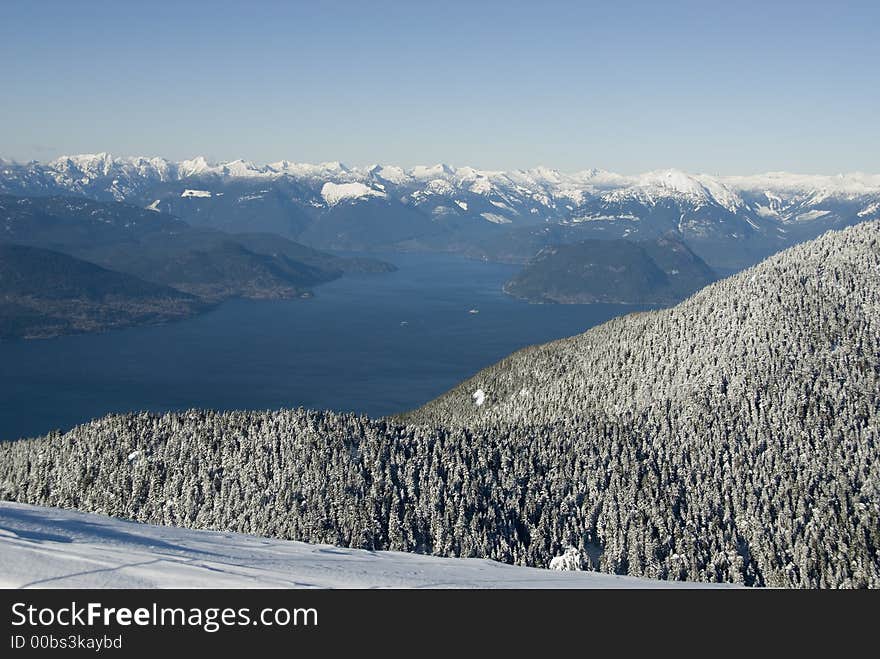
[3,153,880,181]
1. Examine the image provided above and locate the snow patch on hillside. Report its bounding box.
[858,202,880,218]
[480,212,512,224]
[796,209,831,222]
[321,182,386,206]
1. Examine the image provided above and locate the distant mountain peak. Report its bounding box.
[14,153,878,196]
[177,156,211,177]
[51,152,116,175]
[1,154,878,259]
[411,163,454,179]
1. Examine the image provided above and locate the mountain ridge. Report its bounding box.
[403,220,880,428]
[5,154,878,208]
[0,243,206,339]
[3,155,877,269]
[504,235,717,304]
[0,194,396,337]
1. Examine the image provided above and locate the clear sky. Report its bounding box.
[1,0,877,174]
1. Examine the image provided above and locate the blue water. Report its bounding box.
[0,252,647,441]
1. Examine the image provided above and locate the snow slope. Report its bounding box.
[320,181,386,205]
[0,502,725,588]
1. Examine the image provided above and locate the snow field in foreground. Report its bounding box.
[0,502,730,589]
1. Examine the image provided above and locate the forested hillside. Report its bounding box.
[0,195,395,336]
[407,220,880,428]
[504,236,715,304]
[1,222,877,587]
[0,244,204,339]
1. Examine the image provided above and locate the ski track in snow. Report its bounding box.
[0,502,730,589]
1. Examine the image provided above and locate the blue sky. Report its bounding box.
[1,0,877,173]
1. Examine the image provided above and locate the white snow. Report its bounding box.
[176,156,211,178]
[472,389,486,406]
[550,547,586,571]
[640,169,707,197]
[411,164,453,179]
[571,213,638,223]
[617,169,744,212]
[11,154,880,230]
[0,502,728,588]
[858,202,880,218]
[220,159,264,178]
[795,209,831,222]
[480,212,512,224]
[490,200,518,213]
[423,179,455,196]
[470,178,493,195]
[320,182,386,206]
[53,153,115,176]
[722,171,880,197]
[181,189,212,198]
[693,175,743,212]
[754,204,778,218]
[268,160,349,179]
[34,154,880,203]
[372,165,408,184]
[431,205,456,217]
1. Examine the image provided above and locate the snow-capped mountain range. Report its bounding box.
[2,153,878,269]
